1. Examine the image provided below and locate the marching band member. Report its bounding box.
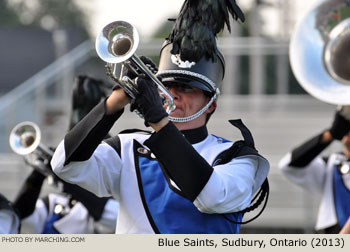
[0,193,19,234]
[12,76,118,234]
[279,108,350,233]
[51,0,269,234]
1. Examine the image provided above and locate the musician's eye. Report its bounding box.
[177,85,194,93]
[165,83,194,93]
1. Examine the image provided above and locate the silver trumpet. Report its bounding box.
[9,121,54,177]
[95,20,176,113]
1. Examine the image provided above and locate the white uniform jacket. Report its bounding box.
[51,101,269,234]
[21,193,118,234]
[279,133,350,232]
[0,193,20,234]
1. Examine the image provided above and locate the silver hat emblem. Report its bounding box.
[171,54,196,68]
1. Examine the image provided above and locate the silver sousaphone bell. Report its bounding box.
[290,0,350,106]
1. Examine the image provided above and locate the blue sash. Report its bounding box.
[42,213,60,234]
[333,166,350,227]
[134,143,242,234]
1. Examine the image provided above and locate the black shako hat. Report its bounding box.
[157,40,225,94]
[156,0,245,96]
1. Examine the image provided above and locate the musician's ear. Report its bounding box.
[206,100,217,114]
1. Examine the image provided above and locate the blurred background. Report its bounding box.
[0,0,344,233]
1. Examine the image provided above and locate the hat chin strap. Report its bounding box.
[168,93,217,123]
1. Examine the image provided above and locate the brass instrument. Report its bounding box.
[289,0,350,106]
[9,121,54,176]
[95,20,176,113]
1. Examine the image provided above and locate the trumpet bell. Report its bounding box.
[290,0,350,105]
[95,20,139,64]
[9,121,41,156]
[94,20,176,113]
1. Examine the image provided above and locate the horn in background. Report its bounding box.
[290,0,350,105]
[9,121,41,156]
[9,121,53,157]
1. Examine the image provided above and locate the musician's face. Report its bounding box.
[164,83,216,130]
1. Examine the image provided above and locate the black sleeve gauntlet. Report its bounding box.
[13,170,46,219]
[64,99,124,165]
[144,122,213,202]
[289,132,331,167]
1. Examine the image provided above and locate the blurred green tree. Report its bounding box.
[1,0,90,37]
[0,1,22,26]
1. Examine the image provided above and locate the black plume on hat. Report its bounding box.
[167,0,245,63]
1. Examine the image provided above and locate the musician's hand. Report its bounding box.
[120,56,158,81]
[105,87,131,115]
[130,76,168,126]
[329,110,350,140]
[111,56,158,98]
